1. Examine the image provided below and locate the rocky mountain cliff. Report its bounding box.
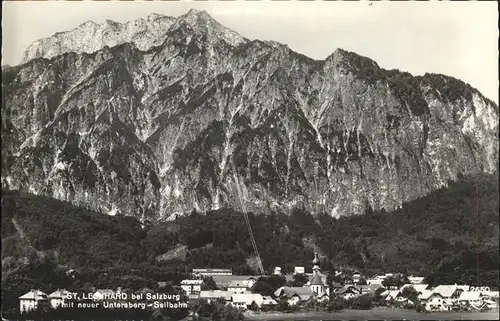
[2,9,498,222]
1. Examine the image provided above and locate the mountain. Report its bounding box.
[20,14,176,64]
[2,9,499,222]
[20,9,247,64]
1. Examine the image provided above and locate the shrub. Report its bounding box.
[348,295,373,310]
[328,296,345,312]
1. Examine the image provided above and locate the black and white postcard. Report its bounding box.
[1,1,499,320]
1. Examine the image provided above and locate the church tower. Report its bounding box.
[309,252,330,298]
[312,252,320,274]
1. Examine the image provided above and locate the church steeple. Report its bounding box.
[312,252,320,274]
[312,252,319,265]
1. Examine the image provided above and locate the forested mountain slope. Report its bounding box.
[2,173,498,296]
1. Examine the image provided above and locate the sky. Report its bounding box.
[2,1,498,105]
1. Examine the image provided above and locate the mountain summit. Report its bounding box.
[3,10,499,222]
[20,10,247,64]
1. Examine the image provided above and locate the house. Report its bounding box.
[231,293,264,309]
[401,284,429,294]
[192,269,232,277]
[335,286,361,300]
[211,275,258,289]
[484,291,499,299]
[227,280,250,294]
[456,285,470,292]
[262,296,278,306]
[385,290,403,303]
[366,278,384,286]
[199,290,232,303]
[417,290,434,302]
[48,289,70,309]
[180,279,204,296]
[19,290,50,314]
[432,285,464,299]
[273,267,282,275]
[356,284,382,295]
[424,293,447,311]
[294,266,305,274]
[459,291,485,307]
[485,299,498,310]
[393,296,415,307]
[274,286,314,306]
[331,282,343,291]
[352,273,362,284]
[408,276,425,284]
[93,289,116,301]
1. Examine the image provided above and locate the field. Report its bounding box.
[245,307,500,320]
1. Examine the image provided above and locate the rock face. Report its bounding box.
[2,9,499,222]
[21,13,175,64]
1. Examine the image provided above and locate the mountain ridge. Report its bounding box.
[2,10,498,221]
[20,9,248,65]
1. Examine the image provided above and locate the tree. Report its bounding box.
[326,270,336,287]
[401,285,419,302]
[348,294,373,310]
[415,301,426,313]
[202,277,218,290]
[249,300,259,311]
[374,287,387,305]
[305,298,317,311]
[290,273,309,287]
[251,275,285,296]
[357,277,367,285]
[222,305,244,321]
[277,300,290,312]
[251,279,274,296]
[328,294,344,312]
[382,274,409,288]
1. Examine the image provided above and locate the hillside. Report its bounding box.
[2,174,498,301]
[2,9,498,221]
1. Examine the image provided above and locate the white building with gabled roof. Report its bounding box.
[227,280,251,294]
[408,276,425,284]
[432,285,464,299]
[274,286,314,306]
[192,269,232,277]
[180,279,203,296]
[48,289,70,309]
[19,290,49,313]
[231,293,264,309]
[199,290,232,303]
[210,275,258,289]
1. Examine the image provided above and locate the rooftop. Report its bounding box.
[274,286,313,300]
[19,290,48,300]
[181,279,204,285]
[309,273,324,286]
[432,285,461,298]
[231,293,263,305]
[459,291,483,301]
[48,289,70,298]
[227,280,251,288]
[199,290,232,300]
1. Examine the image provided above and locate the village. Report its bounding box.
[19,253,499,316]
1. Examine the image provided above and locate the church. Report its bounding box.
[306,252,330,301]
